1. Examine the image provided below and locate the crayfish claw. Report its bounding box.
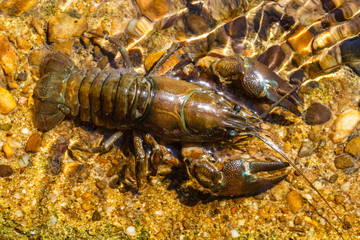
[217,159,289,196]
[264,87,302,117]
[248,160,289,173]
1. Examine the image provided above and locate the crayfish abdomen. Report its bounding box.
[34,52,257,142]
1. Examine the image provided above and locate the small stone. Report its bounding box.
[0,87,16,114]
[334,155,354,169]
[0,35,18,81]
[335,194,345,204]
[3,143,14,158]
[127,17,153,38]
[286,190,303,213]
[81,192,92,201]
[187,14,210,35]
[17,96,27,105]
[341,182,350,192]
[16,72,27,81]
[16,36,32,50]
[145,50,165,71]
[230,229,240,238]
[28,49,48,67]
[298,139,314,158]
[95,179,107,190]
[294,216,302,225]
[0,164,14,177]
[304,216,319,227]
[126,226,136,236]
[18,154,30,167]
[136,0,169,21]
[345,136,360,157]
[62,162,81,175]
[92,210,101,221]
[0,0,37,16]
[343,215,352,229]
[304,102,332,125]
[15,210,23,217]
[106,166,118,177]
[0,123,12,130]
[48,13,87,42]
[8,81,18,89]
[53,40,73,56]
[330,109,360,144]
[25,133,41,152]
[81,202,93,211]
[109,177,120,189]
[328,174,338,183]
[31,18,45,35]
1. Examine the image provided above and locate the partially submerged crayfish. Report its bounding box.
[34,51,299,196]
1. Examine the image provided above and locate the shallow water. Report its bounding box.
[0,0,359,239]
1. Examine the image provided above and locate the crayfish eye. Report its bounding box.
[233,105,241,113]
[227,129,237,138]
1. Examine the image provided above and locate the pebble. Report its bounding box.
[17,96,27,105]
[335,194,345,204]
[136,0,169,21]
[334,155,354,169]
[48,13,87,42]
[127,17,153,38]
[330,109,360,144]
[95,179,107,190]
[230,229,240,238]
[62,162,82,175]
[0,123,12,131]
[15,209,23,217]
[286,190,303,213]
[81,202,93,211]
[304,216,319,227]
[328,174,338,183]
[187,14,210,35]
[31,18,45,35]
[0,87,16,114]
[126,226,136,236]
[8,81,18,89]
[304,102,332,125]
[92,210,101,221]
[53,40,73,56]
[50,216,57,224]
[109,177,120,189]
[18,154,30,167]
[25,133,41,152]
[21,128,29,134]
[0,0,37,16]
[3,143,14,158]
[298,139,314,158]
[28,49,48,67]
[0,164,14,177]
[345,136,360,157]
[0,35,17,81]
[16,36,32,50]
[341,182,350,192]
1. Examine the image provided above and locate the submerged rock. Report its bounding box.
[345,136,360,157]
[304,102,332,125]
[330,109,360,144]
[0,0,37,16]
[48,13,87,42]
[0,35,18,81]
[0,87,16,114]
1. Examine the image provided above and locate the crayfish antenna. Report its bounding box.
[259,84,301,119]
[236,131,345,239]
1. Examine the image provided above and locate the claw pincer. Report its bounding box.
[211,56,302,116]
[183,146,289,196]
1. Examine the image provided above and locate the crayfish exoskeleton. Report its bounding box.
[34,51,293,196]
